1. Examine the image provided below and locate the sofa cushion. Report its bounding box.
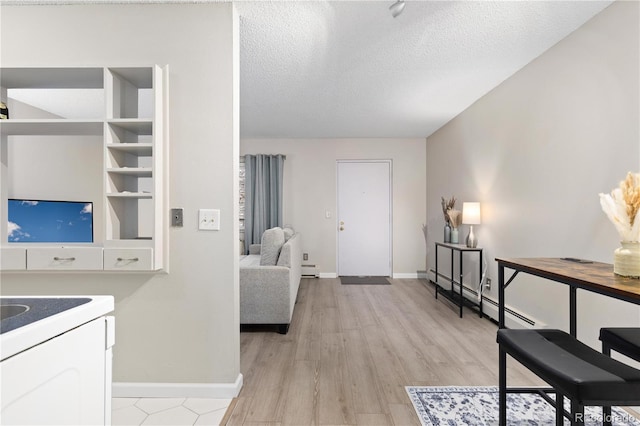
[260,227,285,266]
[239,254,261,267]
[283,227,294,242]
[277,240,292,268]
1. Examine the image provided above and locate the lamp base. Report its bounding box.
[466,226,478,248]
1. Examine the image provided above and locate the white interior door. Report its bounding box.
[337,160,392,277]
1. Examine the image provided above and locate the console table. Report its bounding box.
[433,242,484,318]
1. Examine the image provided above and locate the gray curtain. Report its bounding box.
[244,154,285,253]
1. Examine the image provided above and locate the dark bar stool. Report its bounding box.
[599,328,640,424]
[498,329,640,425]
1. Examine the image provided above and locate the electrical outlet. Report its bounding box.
[486,278,492,290]
[303,253,309,261]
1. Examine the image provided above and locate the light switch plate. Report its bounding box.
[199,209,220,231]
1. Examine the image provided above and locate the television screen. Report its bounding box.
[8,199,93,243]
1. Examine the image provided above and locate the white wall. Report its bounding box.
[241,138,427,277]
[0,4,241,396]
[426,1,640,349]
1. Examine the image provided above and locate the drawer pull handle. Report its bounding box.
[53,257,76,261]
[117,257,139,262]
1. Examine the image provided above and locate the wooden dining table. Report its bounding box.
[496,257,640,336]
[495,257,640,425]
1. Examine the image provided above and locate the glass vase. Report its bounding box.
[444,224,451,243]
[450,228,459,244]
[614,241,640,279]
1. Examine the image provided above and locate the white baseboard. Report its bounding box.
[392,272,427,279]
[112,373,243,399]
[319,272,338,278]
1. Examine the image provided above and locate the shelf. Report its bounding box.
[106,167,152,177]
[109,68,153,88]
[432,282,483,313]
[106,192,153,199]
[106,143,153,155]
[107,120,152,134]
[1,67,104,89]
[1,119,103,136]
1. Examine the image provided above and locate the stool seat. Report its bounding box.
[497,329,640,405]
[599,327,640,362]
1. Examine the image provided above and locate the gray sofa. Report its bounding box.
[239,228,302,334]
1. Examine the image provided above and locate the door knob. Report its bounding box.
[340,226,344,231]
[340,221,344,225]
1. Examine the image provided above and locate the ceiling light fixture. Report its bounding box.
[389,0,405,18]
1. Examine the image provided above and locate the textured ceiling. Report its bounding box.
[236,1,613,139]
[1,0,614,138]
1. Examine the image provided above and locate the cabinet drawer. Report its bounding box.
[1,248,27,271]
[103,248,153,271]
[27,248,103,271]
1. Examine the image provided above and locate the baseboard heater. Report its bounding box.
[301,264,319,278]
[482,297,537,327]
[426,269,538,328]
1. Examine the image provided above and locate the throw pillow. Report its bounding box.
[283,227,294,242]
[260,227,285,266]
[277,242,291,268]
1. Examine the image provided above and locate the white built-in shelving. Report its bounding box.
[0,66,168,272]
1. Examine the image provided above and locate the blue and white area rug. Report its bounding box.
[406,386,640,426]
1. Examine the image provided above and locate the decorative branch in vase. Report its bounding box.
[599,171,640,278]
[441,196,456,243]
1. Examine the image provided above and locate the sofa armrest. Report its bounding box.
[249,244,262,255]
[240,266,292,324]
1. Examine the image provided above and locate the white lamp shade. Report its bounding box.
[462,202,481,225]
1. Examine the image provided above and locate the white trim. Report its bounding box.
[319,272,338,279]
[393,272,422,279]
[112,373,243,398]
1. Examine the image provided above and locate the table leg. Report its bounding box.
[499,265,505,329]
[435,245,439,300]
[570,286,577,337]
[499,348,507,426]
[479,250,483,318]
[459,250,463,318]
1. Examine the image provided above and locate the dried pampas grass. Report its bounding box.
[448,209,462,230]
[441,196,456,224]
[599,172,640,242]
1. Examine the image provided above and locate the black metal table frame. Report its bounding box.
[434,242,483,318]
[496,258,640,426]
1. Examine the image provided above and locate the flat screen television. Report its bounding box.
[8,199,93,243]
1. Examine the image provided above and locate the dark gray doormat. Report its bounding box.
[340,276,390,285]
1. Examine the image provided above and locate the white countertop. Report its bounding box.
[1,295,114,361]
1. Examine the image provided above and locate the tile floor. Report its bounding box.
[112,397,231,426]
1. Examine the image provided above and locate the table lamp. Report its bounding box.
[462,202,481,248]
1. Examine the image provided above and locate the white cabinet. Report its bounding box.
[0,248,26,270]
[1,296,115,426]
[26,247,104,271]
[0,66,168,272]
[103,248,153,271]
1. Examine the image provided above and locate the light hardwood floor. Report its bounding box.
[225,278,542,425]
